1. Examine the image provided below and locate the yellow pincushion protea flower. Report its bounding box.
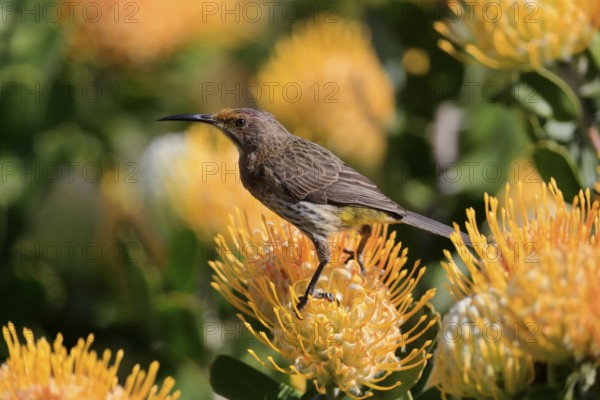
[495,158,548,223]
[435,0,600,70]
[0,322,180,399]
[257,20,395,171]
[505,241,600,363]
[445,179,600,363]
[63,0,265,66]
[210,213,437,398]
[428,290,534,399]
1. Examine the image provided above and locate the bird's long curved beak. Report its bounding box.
[157,113,216,124]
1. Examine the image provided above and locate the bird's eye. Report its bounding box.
[235,118,246,127]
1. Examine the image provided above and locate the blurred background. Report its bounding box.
[1,0,598,398]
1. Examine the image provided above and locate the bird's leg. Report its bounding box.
[297,239,332,311]
[297,258,330,311]
[343,224,372,274]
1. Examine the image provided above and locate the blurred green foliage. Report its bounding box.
[1,0,599,399]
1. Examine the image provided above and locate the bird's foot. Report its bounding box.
[342,249,366,274]
[295,291,336,316]
[342,248,354,258]
[296,295,309,313]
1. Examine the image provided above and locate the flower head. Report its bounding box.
[257,20,395,171]
[429,290,534,399]
[445,179,600,363]
[63,0,265,66]
[435,0,600,70]
[505,240,600,363]
[210,212,436,398]
[0,322,180,399]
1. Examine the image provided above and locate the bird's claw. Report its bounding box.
[296,296,308,316]
[342,248,366,275]
[295,291,337,317]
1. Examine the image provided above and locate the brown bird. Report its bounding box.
[158,108,470,311]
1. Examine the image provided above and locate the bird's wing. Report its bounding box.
[269,138,405,218]
[268,138,468,243]
[268,138,343,201]
[321,165,406,219]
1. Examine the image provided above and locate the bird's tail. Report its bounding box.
[402,210,472,247]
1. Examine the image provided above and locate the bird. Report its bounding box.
[158,108,471,312]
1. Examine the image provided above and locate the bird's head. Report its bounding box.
[158,108,286,151]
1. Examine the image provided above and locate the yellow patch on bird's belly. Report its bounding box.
[338,206,395,227]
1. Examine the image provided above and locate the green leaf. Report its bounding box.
[580,145,600,189]
[579,77,600,98]
[519,69,581,122]
[511,80,552,119]
[544,120,577,142]
[210,355,302,400]
[531,142,583,200]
